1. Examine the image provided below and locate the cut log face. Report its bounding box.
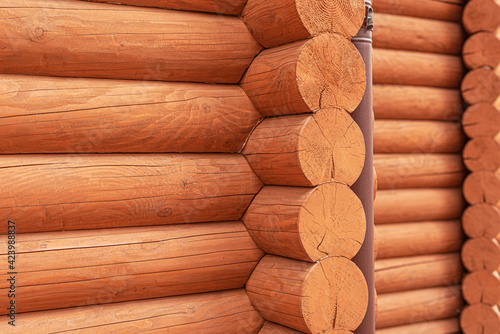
[243,109,365,186]
[242,182,366,262]
[462,237,500,272]
[373,0,465,22]
[461,68,500,105]
[463,203,500,239]
[376,318,461,334]
[0,154,263,233]
[0,222,264,314]
[0,74,262,153]
[8,289,265,333]
[463,0,500,34]
[463,32,500,69]
[463,270,500,306]
[373,85,463,120]
[240,34,366,116]
[246,255,368,333]
[373,13,465,55]
[80,0,248,15]
[241,0,365,48]
[462,103,500,139]
[463,171,500,206]
[460,304,500,334]
[463,137,500,172]
[0,0,262,83]
[376,221,464,259]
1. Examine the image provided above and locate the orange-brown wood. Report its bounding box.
[463,170,500,206]
[0,74,262,153]
[463,103,500,139]
[375,188,465,224]
[243,109,365,186]
[374,154,465,189]
[0,222,263,314]
[259,322,310,333]
[376,318,461,334]
[373,49,464,88]
[246,255,368,333]
[80,0,248,14]
[375,253,463,294]
[463,0,500,34]
[240,34,365,116]
[0,154,263,234]
[463,136,500,172]
[243,182,365,262]
[3,289,265,333]
[461,68,500,105]
[462,237,500,272]
[373,85,462,120]
[460,304,500,334]
[463,270,500,306]
[241,0,364,48]
[463,204,500,239]
[373,13,464,55]
[0,0,262,83]
[374,120,465,154]
[372,0,465,22]
[376,286,463,329]
[376,221,464,259]
[463,32,500,69]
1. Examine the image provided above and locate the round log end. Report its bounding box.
[463,103,500,139]
[463,137,500,172]
[302,257,368,332]
[297,0,365,39]
[463,0,500,34]
[462,237,500,272]
[463,171,500,206]
[461,68,500,105]
[297,34,366,113]
[463,270,500,306]
[463,32,500,69]
[460,304,500,334]
[463,204,500,239]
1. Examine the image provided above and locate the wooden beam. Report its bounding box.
[376,318,461,334]
[372,0,465,22]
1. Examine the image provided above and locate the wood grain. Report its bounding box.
[373,0,465,22]
[376,318,461,334]
[463,32,500,69]
[460,304,500,334]
[463,203,500,239]
[463,0,500,34]
[463,270,500,306]
[463,136,500,172]
[461,68,500,105]
[463,103,500,139]
[462,237,500,272]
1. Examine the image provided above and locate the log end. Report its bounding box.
[463,137,500,172]
[463,270,500,306]
[463,171,500,206]
[463,103,500,139]
[462,237,500,272]
[460,304,500,334]
[463,31,500,69]
[461,68,500,105]
[463,203,500,239]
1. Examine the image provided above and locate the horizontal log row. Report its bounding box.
[2,289,265,333]
[0,222,263,314]
[376,318,461,334]
[372,0,465,22]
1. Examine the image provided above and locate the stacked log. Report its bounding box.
[372,1,467,332]
[460,1,500,333]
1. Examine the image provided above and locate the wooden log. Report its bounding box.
[462,237,500,272]
[241,0,365,48]
[460,304,500,334]
[259,322,308,334]
[463,136,500,172]
[463,270,500,306]
[463,171,500,207]
[0,222,263,314]
[463,203,500,239]
[373,85,462,120]
[373,48,464,88]
[374,120,465,154]
[0,0,262,84]
[374,166,378,199]
[376,221,464,259]
[374,154,465,189]
[242,109,365,186]
[461,68,500,105]
[463,0,500,34]
[463,32,500,69]
[246,255,368,333]
[375,189,465,224]
[462,103,500,139]
[376,318,461,334]
[375,253,463,294]
[242,182,365,262]
[373,13,464,55]
[0,74,262,153]
[372,0,465,22]
[376,286,463,329]
[80,0,248,15]
[374,223,379,260]
[0,154,263,234]
[240,34,366,116]
[4,289,265,333]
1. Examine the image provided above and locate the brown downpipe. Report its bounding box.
[351,2,375,334]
